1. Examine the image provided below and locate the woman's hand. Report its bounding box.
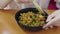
[0,0,12,9]
[20,0,32,2]
[43,10,60,29]
[16,0,32,3]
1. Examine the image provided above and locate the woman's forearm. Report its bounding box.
[0,0,13,9]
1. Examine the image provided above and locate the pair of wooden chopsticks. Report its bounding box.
[32,0,45,15]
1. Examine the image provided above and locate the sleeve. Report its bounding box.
[38,0,50,9]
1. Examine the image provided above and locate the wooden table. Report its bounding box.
[0,9,60,34]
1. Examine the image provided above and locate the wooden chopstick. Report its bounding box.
[32,0,45,15]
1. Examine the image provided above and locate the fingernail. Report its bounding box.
[45,27,48,30]
[43,26,46,29]
[50,25,53,28]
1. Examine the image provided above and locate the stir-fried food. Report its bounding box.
[19,11,45,27]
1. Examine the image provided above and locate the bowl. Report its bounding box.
[15,8,48,32]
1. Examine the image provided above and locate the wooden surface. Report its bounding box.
[0,10,60,34]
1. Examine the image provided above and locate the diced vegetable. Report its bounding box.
[19,11,45,27]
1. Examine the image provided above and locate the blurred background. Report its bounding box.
[0,0,60,10]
